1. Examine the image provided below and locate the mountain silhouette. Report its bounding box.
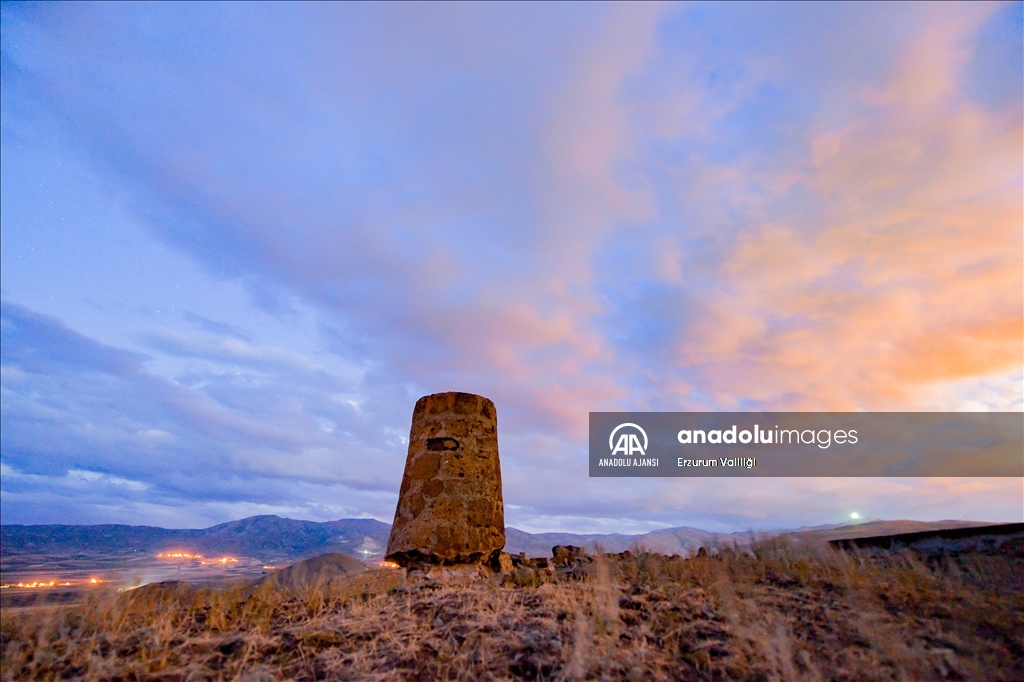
[0,515,994,562]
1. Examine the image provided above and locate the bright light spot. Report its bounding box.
[0,578,104,589]
[850,512,861,519]
[157,551,203,559]
[378,561,400,569]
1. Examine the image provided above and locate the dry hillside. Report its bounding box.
[2,539,1022,681]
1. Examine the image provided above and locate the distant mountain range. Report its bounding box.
[0,515,995,563]
[0,517,391,563]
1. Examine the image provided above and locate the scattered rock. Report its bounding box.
[551,545,587,565]
[490,550,514,573]
[507,565,541,588]
[386,392,505,567]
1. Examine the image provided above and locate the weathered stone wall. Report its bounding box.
[385,392,505,566]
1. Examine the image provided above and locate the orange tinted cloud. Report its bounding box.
[676,7,1022,410]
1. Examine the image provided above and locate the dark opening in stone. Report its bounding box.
[427,437,460,451]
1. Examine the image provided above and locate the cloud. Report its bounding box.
[1,3,1020,530]
[596,2,1022,411]
[0,301,408,524]
[1,301,145,376]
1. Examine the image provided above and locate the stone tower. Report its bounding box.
[385,392,505,566]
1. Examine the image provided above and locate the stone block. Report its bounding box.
[385,392,505,566]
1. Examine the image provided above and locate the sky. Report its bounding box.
[1,2,1021,534]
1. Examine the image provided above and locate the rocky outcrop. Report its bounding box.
[385,392,505,567]
[551,545,587,566]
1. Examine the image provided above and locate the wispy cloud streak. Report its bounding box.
[1,2,1020,529]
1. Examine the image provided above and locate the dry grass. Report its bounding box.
[2,541,1022,681]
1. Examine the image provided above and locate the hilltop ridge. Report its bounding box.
[1,515,996,564]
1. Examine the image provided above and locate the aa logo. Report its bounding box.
[609,423,648,456]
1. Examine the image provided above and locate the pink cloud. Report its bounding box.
[674,8,1022,410]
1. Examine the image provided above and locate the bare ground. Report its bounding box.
[2,539,1022,681]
